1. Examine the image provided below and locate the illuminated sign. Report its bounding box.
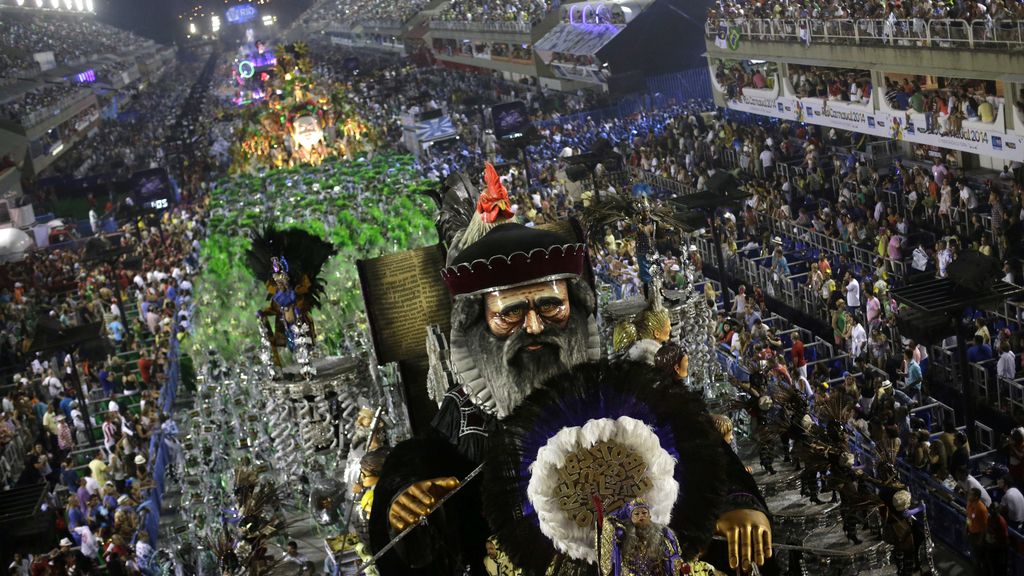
[226,3,257,24]
[73,69,96,83]
[238,60,255,78]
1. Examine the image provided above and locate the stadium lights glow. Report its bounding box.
[189,22,197,34]
[74,0,83,10]
[85,0,92,10]
[16,0,25,6]
[35,0,43,7]
[211,15,221,32]
[63,0,72,9]
[50,0,59,9]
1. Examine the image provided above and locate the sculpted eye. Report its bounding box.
[537,303,560,315]
[498,308,526,324]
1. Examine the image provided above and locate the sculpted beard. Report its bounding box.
[462,308,590,419]
[622,522,663,561]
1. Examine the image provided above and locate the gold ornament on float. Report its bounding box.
[554,440,652,528]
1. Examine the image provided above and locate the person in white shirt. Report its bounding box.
[911,244,929,272]
[43,370,62,400]
[759,148,775,178]
[998,342,1017,380]
[935,241,952,278]
[954,468,992,507]
[7,552,29,576]
[845,274,861,312]
[959,182,977,208]
[999,475,1024,528]
[850,317,868,359]
[63,353,74,377]
[75,525,99,558]
[732,286,747,315]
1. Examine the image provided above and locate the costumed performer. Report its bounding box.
[368,222,773,575]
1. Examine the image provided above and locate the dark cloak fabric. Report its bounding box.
[369,361,771,576]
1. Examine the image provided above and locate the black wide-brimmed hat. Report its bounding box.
[441,223,586,297]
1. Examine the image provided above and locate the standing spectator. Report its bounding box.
[865,290,881,333]
[56,415,74,459]
[966,488,989,574]
[850,315,868,360]
[844,272,860,316]
[88,451,108,486]
[43,370,62,400]
[988,503,1009,576]
[791,333,807,379]
[998,342,1016,381]
[902,348,923,404]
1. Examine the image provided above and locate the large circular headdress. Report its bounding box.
[482,361,728,573]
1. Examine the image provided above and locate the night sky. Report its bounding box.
[95,0,315,44]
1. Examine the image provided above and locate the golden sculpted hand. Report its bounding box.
[388,476,460,531]
[715,509,772,570]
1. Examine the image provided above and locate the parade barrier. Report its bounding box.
[134,306,184,560]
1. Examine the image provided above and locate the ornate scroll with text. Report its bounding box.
[357,244,453,364]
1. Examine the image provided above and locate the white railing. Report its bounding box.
[357,18,405,30]
[16,86,92,129]
[706,18,1024,49]
[429,18,532,34]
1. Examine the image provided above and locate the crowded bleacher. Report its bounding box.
[434,0,553,26]
[0,9,149,75]
[5,0,1024,572]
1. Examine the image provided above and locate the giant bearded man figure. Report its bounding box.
[369,223,773,575]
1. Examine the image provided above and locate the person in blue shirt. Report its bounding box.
[771,247,790,278]
[67,494,86,545]
[33,396,48,424]
[967,335,994,364]
[59,393,75,419]
[98,365,113,397]
[61,461,80,493]
[904,349,923,402]
[107,317,125,345]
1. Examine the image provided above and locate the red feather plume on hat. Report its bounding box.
[478,163,514,224]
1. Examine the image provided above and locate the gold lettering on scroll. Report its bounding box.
[358,245,453,364]
[554,440,651,527]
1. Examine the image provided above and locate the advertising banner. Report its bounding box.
[33,51,56,72]
[719,83,1024,162]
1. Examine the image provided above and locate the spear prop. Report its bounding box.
[357,462,485,574]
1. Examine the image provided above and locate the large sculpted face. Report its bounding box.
[483,280,571,338]
[452,279,593,419]
[292,115,323,149]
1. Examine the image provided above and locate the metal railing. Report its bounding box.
[625,165,701,198]
[706,18,1024,49]
[429,18,532,33]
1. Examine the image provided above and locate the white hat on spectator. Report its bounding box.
[688,245,698,252]
[59,538,72,548]
[14,282,22,287]
[117,494,130,505]
[134,454,147,465]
